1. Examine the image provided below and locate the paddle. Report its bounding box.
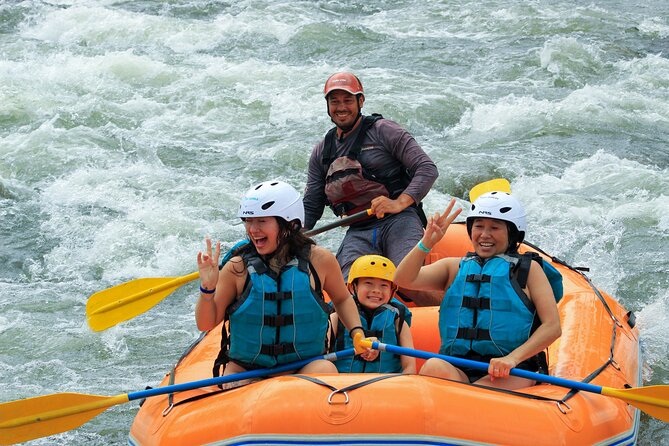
[469,178,511,202]
[0,348,355,445]
[304,208,373,237]
[362,339,669,423]
[86,209,373,332]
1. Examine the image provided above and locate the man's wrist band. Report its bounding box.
[199,285,216,294]
[417,240,431,253]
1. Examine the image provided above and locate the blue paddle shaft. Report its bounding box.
[127,348,355,401]
[373,342,604,395]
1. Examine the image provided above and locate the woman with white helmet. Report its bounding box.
[196,180,365,376]
[394,193,561,390]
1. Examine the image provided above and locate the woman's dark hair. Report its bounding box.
[275,217,315,259]
[232,217,314,266]
[506,223,521,254]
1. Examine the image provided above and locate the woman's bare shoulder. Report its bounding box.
[427,256,461,270]
[220,255,247,276]
[309,245,335,263]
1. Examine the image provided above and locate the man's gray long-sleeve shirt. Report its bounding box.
[304,116,438,230]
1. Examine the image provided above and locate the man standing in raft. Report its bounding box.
[303,72,439,306]
[394,193,561,390]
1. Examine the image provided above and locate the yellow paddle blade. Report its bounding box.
[601,384,669,423]
[84,214,369,332]
[469,178,512,202]
[86,272,200,332]
[0,393,128,445]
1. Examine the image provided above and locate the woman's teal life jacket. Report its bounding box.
[439,252,562,361]
[212,241,331,372]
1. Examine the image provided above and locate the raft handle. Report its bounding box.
[162,402,174,417]
[327,390,350,405]
[625,311,636,328]
[556,401,572,415]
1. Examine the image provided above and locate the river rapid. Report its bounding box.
[0,1,668,444]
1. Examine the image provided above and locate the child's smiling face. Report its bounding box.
[355,277,393,310]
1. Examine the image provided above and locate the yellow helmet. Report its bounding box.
[347,255,397,286]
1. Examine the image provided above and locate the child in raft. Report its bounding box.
[330,254,416,374]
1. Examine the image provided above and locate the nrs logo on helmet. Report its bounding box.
[466,191,527,247]
[237,180,305,228]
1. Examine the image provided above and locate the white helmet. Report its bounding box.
[466,191,527,242]
[238,180,305,227]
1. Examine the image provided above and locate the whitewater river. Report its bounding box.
[0,1,667,444]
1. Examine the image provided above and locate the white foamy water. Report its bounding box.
[1,1,668,444]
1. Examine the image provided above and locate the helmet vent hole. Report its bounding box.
[261,201,275,210]
[471,204,476,211]
[499,206,512,214]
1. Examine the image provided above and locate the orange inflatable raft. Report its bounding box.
[128,223,640,446]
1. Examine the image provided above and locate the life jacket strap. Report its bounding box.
[322,114,383,168]
[457,327,492,341]
[264,314,294,327]
[264,291,293,301]
[462,295,491,310]
[260,343,297,356]
[466,273,491,283]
